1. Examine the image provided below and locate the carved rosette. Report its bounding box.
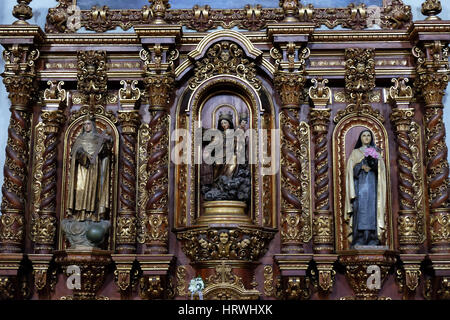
[117,80,141,253]
[415,43,450,253]
[0,45,39,253]
[141,74,174,254]
[177,227,275,263]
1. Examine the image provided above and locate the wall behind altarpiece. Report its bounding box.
[0,0,449,301]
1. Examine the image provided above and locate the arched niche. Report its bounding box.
[58,114,119,251]
[173,73,277,230]
[332,114,393,251]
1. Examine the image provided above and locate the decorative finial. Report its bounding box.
[12,0,33,25]
[44,81,66,102]
[308,78,331,107]
[421,0,442,20]
[119,80,141,101]
[279,0,299,22]
[149,0,170,24]
[389,78,413,102]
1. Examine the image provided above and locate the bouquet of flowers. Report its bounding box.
[363,147,379,169]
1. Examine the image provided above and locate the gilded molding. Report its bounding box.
[188,41,261,91]
[203,262,260,300]
[176,266,187,297]
[177,227,274,263]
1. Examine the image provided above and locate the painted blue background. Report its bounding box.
[0,0,449,189]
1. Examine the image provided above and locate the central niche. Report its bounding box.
[197,91,255,225]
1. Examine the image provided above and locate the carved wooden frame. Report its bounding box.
[332,114,393,251]
[58,115,120,251]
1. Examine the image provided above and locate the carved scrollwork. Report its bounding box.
[344,48,375,103]
[396,265,421,297]
[176,266,187,297]
[202,262,260,300]
[189,41,261,91]
[177,227,275,263]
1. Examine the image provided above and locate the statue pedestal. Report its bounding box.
[396,254,426,299]
[28,254,56,299]
[274,254,313,300]
[426,253,450,300]
[197,201,252,226]
[338,250,396,300]
[136,254,175,299]
[54,249,112,300]
[0,253,24,300]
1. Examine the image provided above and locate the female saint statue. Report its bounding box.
[66,117,112,222]
[201,111,251,201]
[344,130,387,247]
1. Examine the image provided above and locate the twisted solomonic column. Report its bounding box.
[308,78,333,254]
[116,80,141,254]
[0,45,39,253]
[414,43,450,253]
[143,74,174,254]
[389,78,422,253]
[32,81,66,253]
[275,70,308,253]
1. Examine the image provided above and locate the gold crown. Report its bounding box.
[239,111,248,122]
[218,111,233,123]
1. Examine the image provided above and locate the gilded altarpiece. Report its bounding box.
[0,0,449,300]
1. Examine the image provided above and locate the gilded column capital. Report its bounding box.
[390,108,415,132]
[274,71,306,108]
[2,44,39,108]
[144,74,175,111]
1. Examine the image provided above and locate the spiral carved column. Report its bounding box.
[308,78,333,254]
[389,78,421,254]
[415,43,450,253]
[275,70,307,254]
[116,80,141,254]
[0,45,38,253]
[35,112,65,253]
[143,74,174,254]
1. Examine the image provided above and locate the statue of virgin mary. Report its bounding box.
[344,129,387,247]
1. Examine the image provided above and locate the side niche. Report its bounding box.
[333,113,393,251]
[58,114,120,251]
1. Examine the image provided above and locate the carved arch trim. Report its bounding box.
[173,74,277,228]
[58,114,120,250]
[175,30,275,80]
[332,114,393,251]
[188,30,262,61]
